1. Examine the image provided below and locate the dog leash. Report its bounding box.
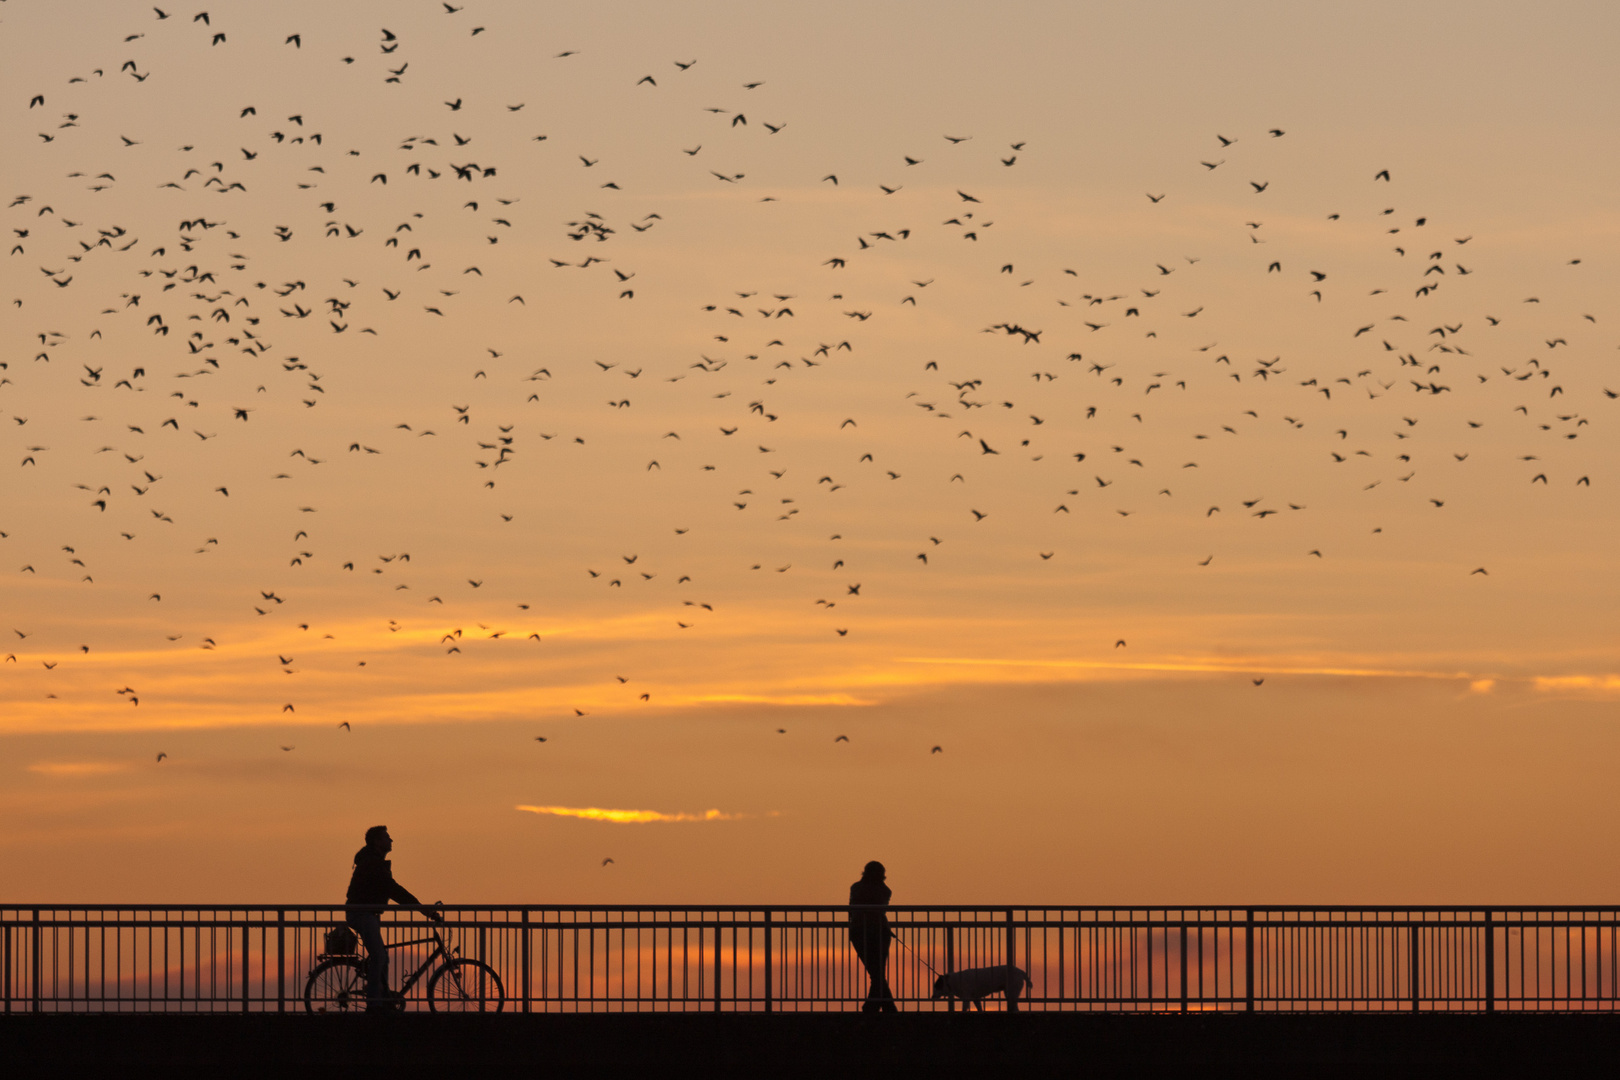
[890,929,943,979]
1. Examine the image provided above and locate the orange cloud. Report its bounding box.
[1533,675,1620,695]
[27,761,133,777]
[515,805,746,824]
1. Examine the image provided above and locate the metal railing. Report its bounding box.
[3,906,1618,1013]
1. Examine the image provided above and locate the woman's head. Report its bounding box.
[862,860,886,880]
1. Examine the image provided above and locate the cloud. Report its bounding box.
[893,655,1473,682]
[28,761,132,777]
[515,805,742,824]
[1533,675,1620,695]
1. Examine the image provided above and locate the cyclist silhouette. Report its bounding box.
[345,825,441,1011]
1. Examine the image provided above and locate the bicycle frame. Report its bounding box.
[375,929,459,998]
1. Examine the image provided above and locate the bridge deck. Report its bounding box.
[7,1013,1620,1078]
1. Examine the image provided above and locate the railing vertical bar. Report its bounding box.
[1005,908,1015,996]
[1145,920,1153,1009]
[1410,914,1420,1012]
[1056,915,1065,1006]
[544,916,554,1011]
[1179,921,1188,1013]
[1245,909,1255,1012]
[521,909,531,1014]
[1484,910,1494,1014]
[764,909,773,1014]
[1580,917,1588,1005]
[1561,913,1570,1007]
[31,909,41,1014]
[240,917,248,1013]
[589,917,598,1010]
[276,910,285,1013]
[1196,917,1204,1006]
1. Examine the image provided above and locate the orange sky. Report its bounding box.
[3,0,1620,904]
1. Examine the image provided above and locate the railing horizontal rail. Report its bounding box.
[3,906,1617,1014]
[13,918,1620,933]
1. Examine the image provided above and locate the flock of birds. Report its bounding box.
[3,4,1613,795]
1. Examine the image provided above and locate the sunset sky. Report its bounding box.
[4,0,1620,905]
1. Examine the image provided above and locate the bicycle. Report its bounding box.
[304,912,505,1013]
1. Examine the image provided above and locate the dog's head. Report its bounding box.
[931,974,951,999]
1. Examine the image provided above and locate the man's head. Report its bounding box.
[364,825,392,854]
[862,860,885,881]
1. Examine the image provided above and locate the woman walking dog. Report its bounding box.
[848,860,898,1013]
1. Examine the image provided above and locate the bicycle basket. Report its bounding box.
[324,925,358,956]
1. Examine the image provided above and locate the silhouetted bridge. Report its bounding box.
[4,905,1619,1014]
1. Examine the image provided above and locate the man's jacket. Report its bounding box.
[345,847,422,907]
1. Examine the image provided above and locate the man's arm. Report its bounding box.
[388,881,420,907]
[389,882,445,921]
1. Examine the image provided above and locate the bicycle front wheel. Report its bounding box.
[427,958,505,1012]
[304,956,366,1014]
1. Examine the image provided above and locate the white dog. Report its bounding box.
[930,965,1032,1011]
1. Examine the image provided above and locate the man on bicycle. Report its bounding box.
[346,825,441,1011]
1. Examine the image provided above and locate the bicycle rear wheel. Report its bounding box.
[304,956,366,1013]
[427,958,505,1012]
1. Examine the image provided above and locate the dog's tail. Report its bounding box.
[1020,968,1032,989]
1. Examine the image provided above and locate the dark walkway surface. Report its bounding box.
[6,1013,1620,1078]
